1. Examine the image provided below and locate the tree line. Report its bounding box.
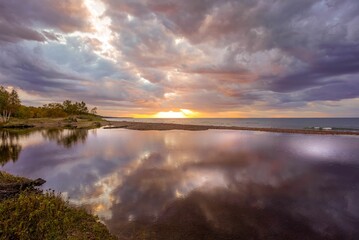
[0,86,97,123]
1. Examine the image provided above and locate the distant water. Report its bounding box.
[105,118,359,131]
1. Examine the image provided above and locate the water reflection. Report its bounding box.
[0,130,26,166]
[41,129,89,148]
[1,129,359,239]
[0,129,89,165]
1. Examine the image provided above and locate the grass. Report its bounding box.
[1,116,107,130]
[0,171,30,184]
[0,172,117,240]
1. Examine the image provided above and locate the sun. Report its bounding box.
[132,109,199,118]
[153,109,197,118]
[155,111,186,118]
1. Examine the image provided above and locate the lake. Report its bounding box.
[1,128,359,239]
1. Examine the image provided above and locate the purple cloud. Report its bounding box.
[0,0,358,116]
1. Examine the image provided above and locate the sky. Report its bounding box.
[0,0,358,118]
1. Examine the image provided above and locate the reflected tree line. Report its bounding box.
[0,130,26,166]
[0,129,90,166]
[41,129,89,149]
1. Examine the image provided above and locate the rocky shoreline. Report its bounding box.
[0,176,46,200]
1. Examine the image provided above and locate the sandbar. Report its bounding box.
[105,121,359,136]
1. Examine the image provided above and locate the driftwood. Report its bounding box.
[0,178,46,200]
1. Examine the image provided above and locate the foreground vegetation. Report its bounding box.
[1,115,106,130]
[0,172,116,240]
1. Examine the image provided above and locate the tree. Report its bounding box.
[90,107,97,115]
[0,87,94,120]
[75,101,88,114]
[41,103,66,118]
[9,89,21,114]
[63,100,76,115]
[0,86,21,123]
[0,86,8,122]
[63,100,89,115]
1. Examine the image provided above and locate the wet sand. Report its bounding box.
[106,121,359,135]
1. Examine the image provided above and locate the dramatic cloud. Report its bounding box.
[0,0,358,116]
[0,0,90,43]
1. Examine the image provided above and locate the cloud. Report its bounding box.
[0,0,90,43]
[0,21,46,43]
[268,43,359,93]
[0,44,87,92]
[0,0,358,116]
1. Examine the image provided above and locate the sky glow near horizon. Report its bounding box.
[0,0,358,117]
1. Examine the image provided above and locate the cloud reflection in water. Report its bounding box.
[1,129,359,239]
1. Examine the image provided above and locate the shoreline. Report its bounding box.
[106,121,359,136]
[0,117,107,130]
[1,118,358,136]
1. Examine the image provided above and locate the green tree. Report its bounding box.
[63,100,89,115]
[63,100,76,115]
[90,107,97,115]
[0,86,21,123]
[76,101,88,114]
[0,86,8,122]
[9,89,21,113]
[42,103,66,117]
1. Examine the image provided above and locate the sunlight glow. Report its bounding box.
[84,0,117,60]
[153,109,197,118]
[175,38,184,45]
[132,109,200,118]
[154,111,186,118]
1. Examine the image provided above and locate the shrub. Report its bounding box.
[0,171,29,184]
[0,190,117,240]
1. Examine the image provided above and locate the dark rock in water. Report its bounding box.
[0,178,46,200]
[93,122,102,127]
[1,124,35,129]
[32,178,46,186]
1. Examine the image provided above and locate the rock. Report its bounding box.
[2,124,35,129]
[0,178,46,200]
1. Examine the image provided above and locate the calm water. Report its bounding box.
[1,128,359,239]
[106,118,359,131]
